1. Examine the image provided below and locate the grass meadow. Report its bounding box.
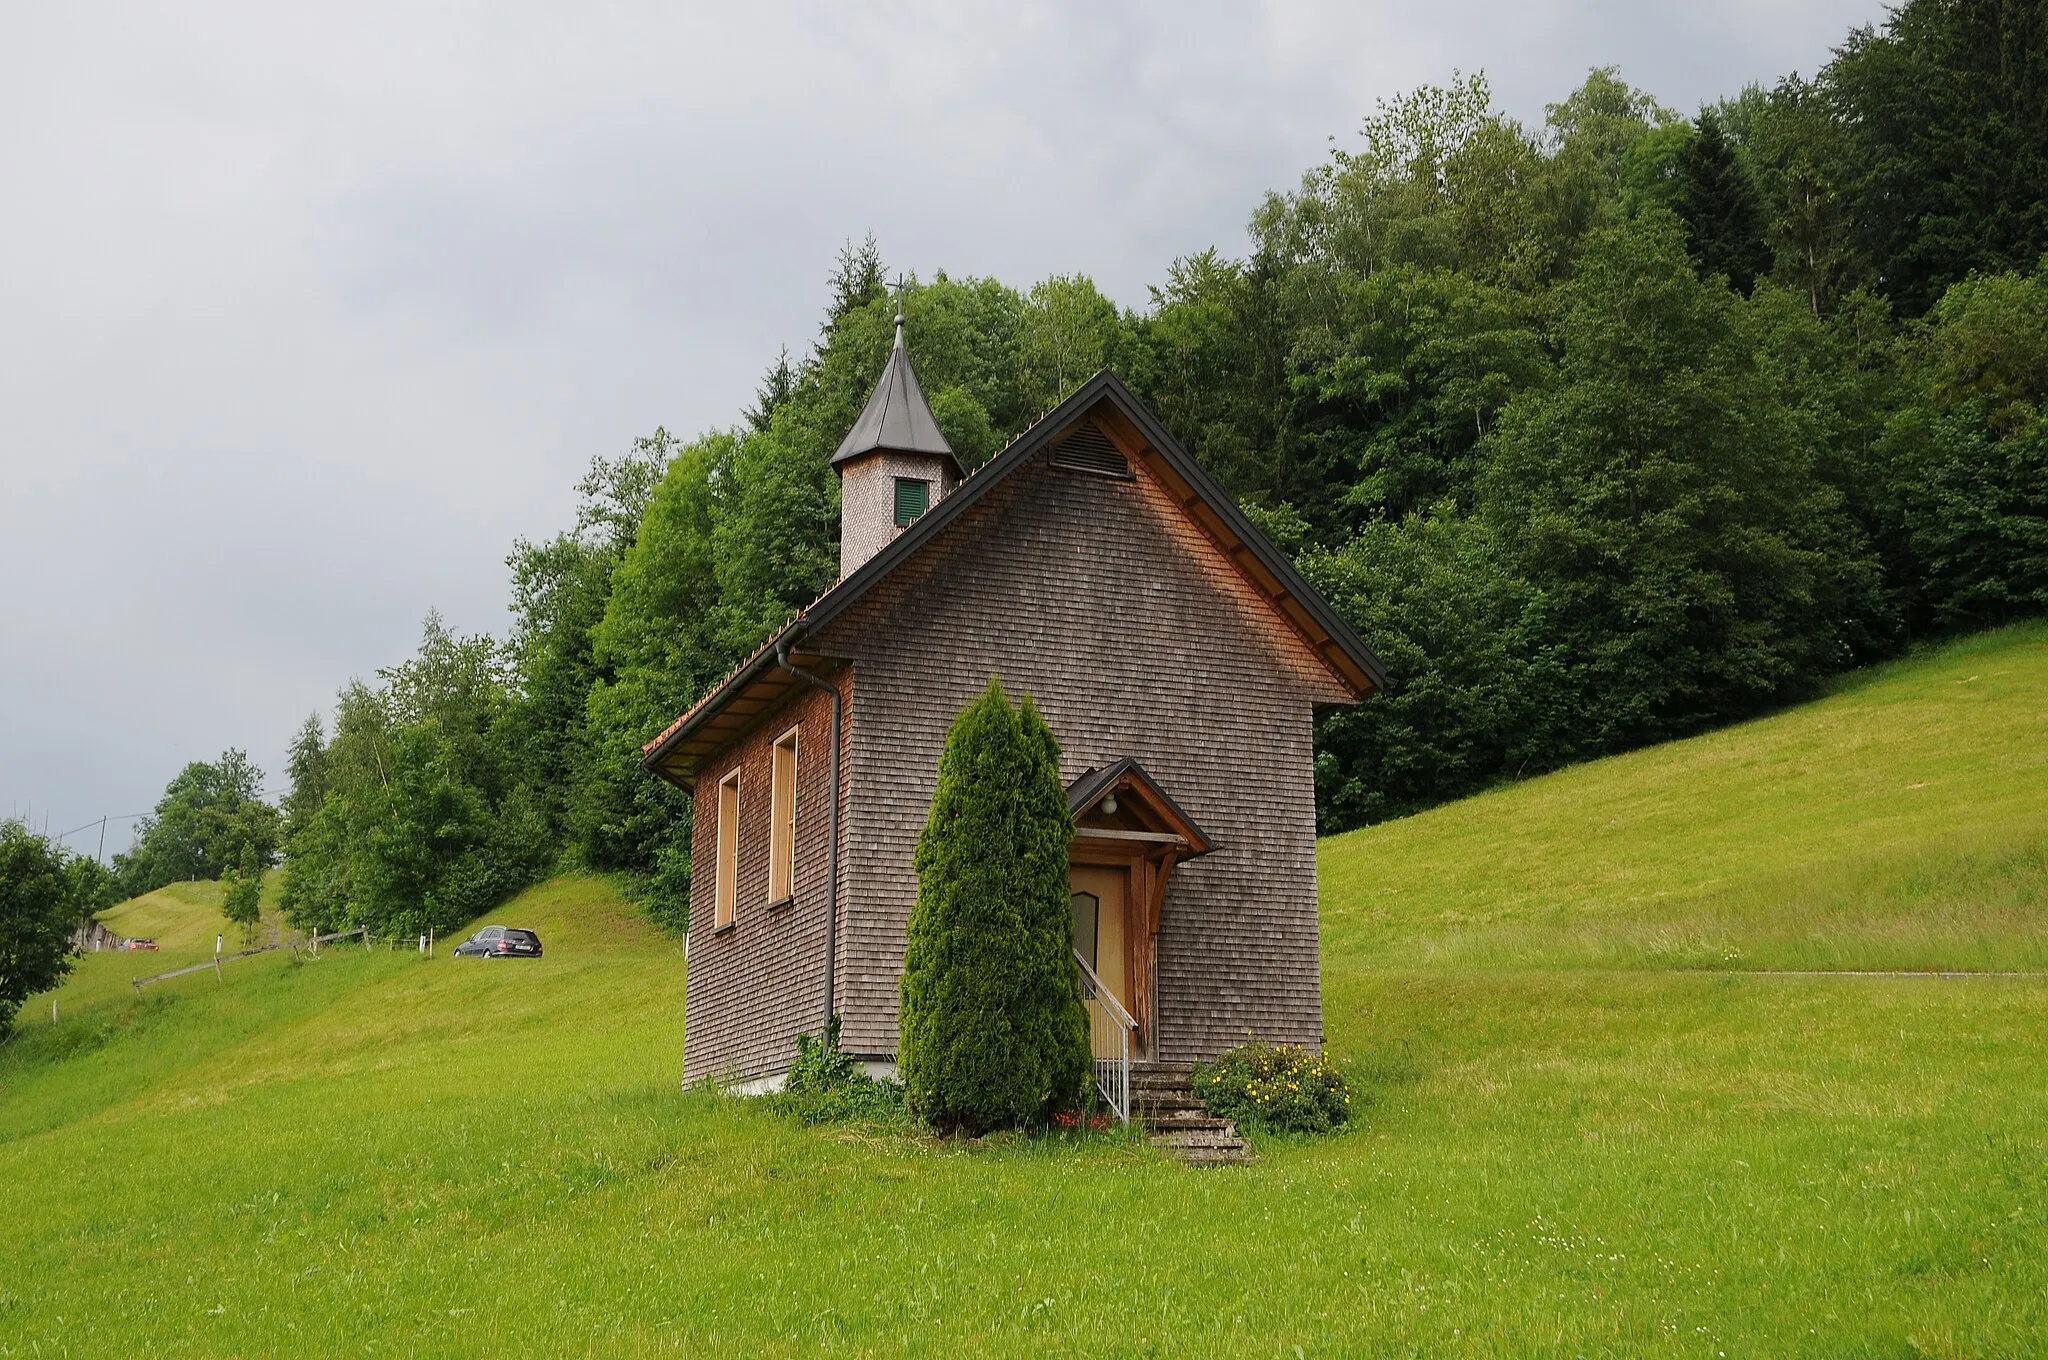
[3,623,2045,1357]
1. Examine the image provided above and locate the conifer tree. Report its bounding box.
[899,678,1090,1133]
[1674,112,1771,294]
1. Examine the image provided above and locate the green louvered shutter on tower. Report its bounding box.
[894,477,930,527]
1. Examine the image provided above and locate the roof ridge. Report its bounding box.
[643,369,1390,783]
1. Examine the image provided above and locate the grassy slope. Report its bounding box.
[49,875,292,1016]
[1321,620,2048,973]
[2,624,2045,1357]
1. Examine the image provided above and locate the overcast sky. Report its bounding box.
[1,0,1885,854]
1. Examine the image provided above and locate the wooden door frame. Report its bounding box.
[1067,757,1214,1063]
[1069,839,1181,1060]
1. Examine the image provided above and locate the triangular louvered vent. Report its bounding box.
[1048,421,1133,480]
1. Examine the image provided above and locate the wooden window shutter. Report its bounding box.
[893,477,929,527]
[769,728,798,902]
[715,770,740,929]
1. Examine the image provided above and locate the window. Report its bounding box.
[769,726,799,903]
[715,769,740,929]
[1070,893,1099,972]
[893,476,930,527]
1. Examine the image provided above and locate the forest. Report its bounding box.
[111,0,2047,938]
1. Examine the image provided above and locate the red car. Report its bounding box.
[123,938,159,951]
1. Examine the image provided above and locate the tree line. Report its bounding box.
[95,0,2046,945]
[0,823,112,1030]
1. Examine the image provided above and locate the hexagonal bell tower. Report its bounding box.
[830,309,963,578]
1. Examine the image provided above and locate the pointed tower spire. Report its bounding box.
[831,281,964,576]
[831,283,958,472]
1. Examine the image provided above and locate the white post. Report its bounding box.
[419,934,426,955]
[52,998,58,1024]
[216,934,222,955]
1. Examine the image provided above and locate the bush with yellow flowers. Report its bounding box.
[1190,1038,1353,1134]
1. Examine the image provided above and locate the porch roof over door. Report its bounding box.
[1067,757,1213,856]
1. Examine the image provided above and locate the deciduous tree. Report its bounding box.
[0,822,84,1032]
[221,841,262,945]
[112,751,280,898]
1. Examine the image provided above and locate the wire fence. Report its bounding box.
[130,926,373,995]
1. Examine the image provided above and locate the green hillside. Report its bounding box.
[1321,618,2048,975]
[47,876,292,1016]
[3,625,2045,1356]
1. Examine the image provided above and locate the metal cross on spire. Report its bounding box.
[830,271,956,470]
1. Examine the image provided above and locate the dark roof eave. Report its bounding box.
[639,621,802,785]
[1099,381,1391,695]
[829,442,965,479]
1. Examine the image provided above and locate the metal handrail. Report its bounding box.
[1073,948,1134,1122]
[1072,949,1137,1029]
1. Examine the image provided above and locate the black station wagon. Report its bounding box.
[452,925,543,959]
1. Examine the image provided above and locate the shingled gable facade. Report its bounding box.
[643,322,1387,1087]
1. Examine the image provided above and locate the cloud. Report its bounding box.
[0,0,1884,850]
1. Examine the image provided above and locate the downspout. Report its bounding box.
[775,628,840,1039]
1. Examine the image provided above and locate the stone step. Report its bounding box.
[1173,1144,1254,1167]
[1131,1065,1194,1087]
[1147,1129,1252,1165]
[1123,1064,1250,1164]
[1138,1108,1249,1164]
[1150,1125,1242,1147]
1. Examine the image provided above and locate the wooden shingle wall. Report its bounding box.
[839,449,961,578]
[681,671,850,1084]
[818,442,1350,1062]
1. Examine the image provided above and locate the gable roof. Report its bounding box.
[644,369,1389,787]
[1068,758,1214,855]
[830,320,962,476]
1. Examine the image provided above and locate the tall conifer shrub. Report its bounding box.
[898,678,1090,1133]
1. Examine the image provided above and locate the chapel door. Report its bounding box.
[1069,864,1130,1039]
